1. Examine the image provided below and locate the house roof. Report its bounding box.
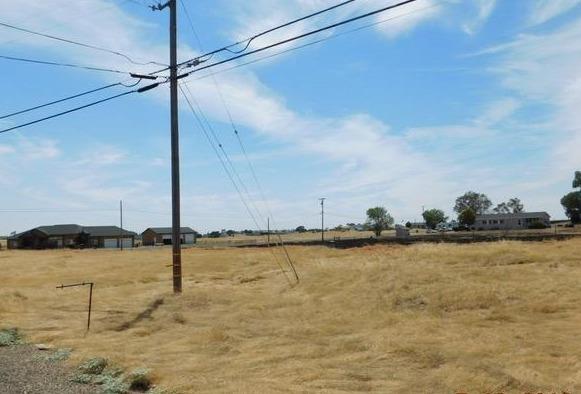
[143,227,196,235]
[476,212,550,220]
[8,224,136,239]
[83,226,137,237]
[36,224,84,236]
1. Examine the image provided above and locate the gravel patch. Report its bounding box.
[0,344,99,394]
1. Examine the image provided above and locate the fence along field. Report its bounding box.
[1,240,580,392]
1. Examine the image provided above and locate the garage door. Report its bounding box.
[103,238,118,248]
[184,234,194,244]
[121,238,133,248]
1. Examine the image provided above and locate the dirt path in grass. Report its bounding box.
[0,345,98,394]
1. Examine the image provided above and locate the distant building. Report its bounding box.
[141,227,197,246]
[7,224,136,250]
[475,212,551,230]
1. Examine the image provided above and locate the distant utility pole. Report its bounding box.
[119,200,123,251]
[152,0,182,293]
[267,217,270,246]
[319,198,326,242]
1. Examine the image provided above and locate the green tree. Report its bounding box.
[493,202,510,214]
[458,208,476,227]
[561,171,581,224]
[495,198,524,214]
[561,192,581,224]
[295,225,307,233]
[507,197,524,213]
[365,207,394,237]
[454,191,492,215]
[574,171,581,190]
[422,209,447,229]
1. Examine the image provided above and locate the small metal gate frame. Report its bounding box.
[56,282,94,332]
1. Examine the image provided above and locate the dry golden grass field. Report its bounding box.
[1,240,581,393]
[195,230,380,247]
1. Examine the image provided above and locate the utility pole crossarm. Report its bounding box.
[150,2,170,11]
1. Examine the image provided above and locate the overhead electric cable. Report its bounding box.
[220,0,357,55]
[179,0,298,282]
[180,84,297,284]
[0,54,134,75]
[0,81,162,134]
[0,20,166,67]
[180,0,419,75]
[182,84,266,228]
[185,1,437,83]
[148,0,361,76]
[0,82,124,120]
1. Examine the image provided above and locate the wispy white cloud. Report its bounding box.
[19,138,60,160]
[473,97,521,127]
[62,176,152,202]
[0,144,15,155]
[374,0,443,39]
[1,0,579,232]
[528,0,581,25]
[75,145,127,166]
[462,0,497,35]
[481,18,581,177]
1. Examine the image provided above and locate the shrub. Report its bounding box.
[71,373,93,384]
[0,328,23,346]
[37,348,72,362]
[100,375,129,394]
[127,368,153,392]
[78,357,108,375]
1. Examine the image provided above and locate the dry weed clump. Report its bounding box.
[0,239,580,392]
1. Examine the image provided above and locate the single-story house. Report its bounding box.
[475,212,551,231]
[141,227,197,246]
[7,224,136,250]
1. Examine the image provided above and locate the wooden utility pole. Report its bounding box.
[319,198,326,242]
[169,0,182,293]
[152,0,182,293]
[267,217,270,246]
[119,200,123,251]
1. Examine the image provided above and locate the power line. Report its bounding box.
[0,54,134,75]
[180,84,298,284]
[148,0,361,76]
[0,81,162,134]
[180,0,419,76]
[179,1,298,283]
[0,79,146,120]
[181,84,264,229]
[178,1,269,230]
[185,1,437,83]
[0,20,166,67]
[0,0,138,48]
[220,0,358,55]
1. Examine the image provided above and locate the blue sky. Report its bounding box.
[1,0,581,234]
